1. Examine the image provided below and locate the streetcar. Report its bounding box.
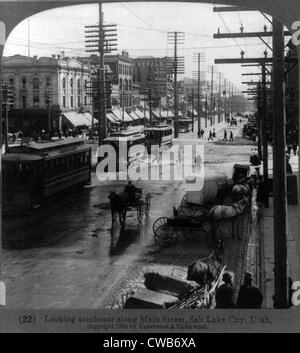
[178,118,193,133]
[2,138,91,211]
[102,128,146,171]
[144,123,173,153]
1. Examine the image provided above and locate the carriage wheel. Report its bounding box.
[180,195,198,218]
[153,217,172,247]
[144,193,151,217]
[137,205,144,223]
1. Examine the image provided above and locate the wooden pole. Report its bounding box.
[191,89,194,133]
[197,53,201,133]
[272,17,288,308]
[210,65,214,125]
[174,32,178,138]
[257,83,263,161]
[224,79,226,122]
[0,44,3,281]
[261,63,269,207]
[218,72,221,123]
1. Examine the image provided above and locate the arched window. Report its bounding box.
[62,77,66,89]
[77,79,81,93]
[119,78,123,90]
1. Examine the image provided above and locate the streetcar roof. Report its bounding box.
[8,138,85,154]
[104,133,145,142]
[144,125,172,132]
[2,153,43,162]
[178,118,193,123]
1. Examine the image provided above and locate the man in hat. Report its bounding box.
[215,272,236,309]
[237,272,263,309]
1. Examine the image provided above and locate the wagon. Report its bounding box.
[124,188,151,223]
[152,213,216,249]
[121,255,227,309]
[179,174,229,218]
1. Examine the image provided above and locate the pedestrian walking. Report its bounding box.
[212,128,216,138]
[223,129,227,141]
[208,130,214,141]
[201,129,204,138]
[215,272,236,309]
[237,272,263,309]
[229,131,234,141]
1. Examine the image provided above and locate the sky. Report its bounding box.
[3,2,285,92]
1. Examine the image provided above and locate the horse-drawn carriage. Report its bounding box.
[122,251,227,309]
[153,164,253,247]
[109,187,151,227]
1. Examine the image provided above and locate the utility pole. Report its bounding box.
[261,63,269,207]
[210,66,214,126]
[191,89,194,133]
[167,31,184,138]
[256,82,263,161]
[98,3,106,144]
[0,43,3,282]
[218,72,221,123]
[193,53,204,134]
[272,18,288,309]
[204,92,208,129]
[85,2,117,147]
[224,79,227,122]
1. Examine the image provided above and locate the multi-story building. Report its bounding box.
[133,56,170,107]
[104,51,134,108]
[2,54,92,133]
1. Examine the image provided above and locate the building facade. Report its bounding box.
[133,56,170,107]
[2,54,91,133]
[104,51,134,108]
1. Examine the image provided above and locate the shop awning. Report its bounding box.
[111,109,134,123]
[107,112,119,123]
[127,111,139,121]
[131,110,144,120]
[63,112,96,127]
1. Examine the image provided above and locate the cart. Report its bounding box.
[179,174,229,218]
[124,188,151,224]
[152,213,216,249]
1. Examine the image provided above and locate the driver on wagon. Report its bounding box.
[124,180,136,201]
